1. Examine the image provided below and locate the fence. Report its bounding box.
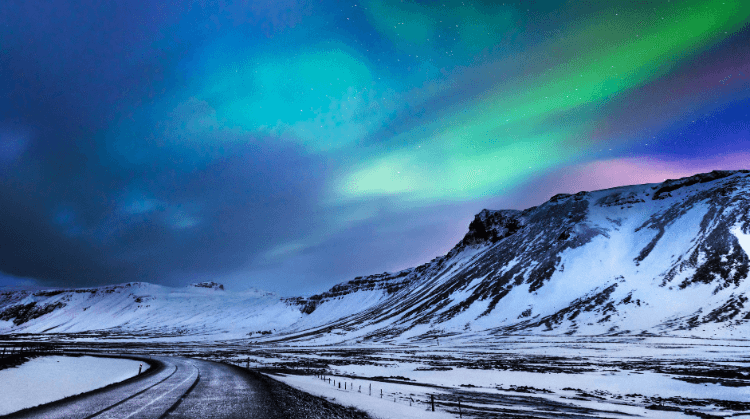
[310,372,465,418]
[0,344,64,358]
[180,357,472,418]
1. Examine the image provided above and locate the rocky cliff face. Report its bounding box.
[455,209,524,249]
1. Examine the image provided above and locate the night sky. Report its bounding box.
[1,1,749,295]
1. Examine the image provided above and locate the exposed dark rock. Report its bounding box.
[0,301,66,326]
[189,281,225,290]
[456,209,523,248]
[652,170,748,200]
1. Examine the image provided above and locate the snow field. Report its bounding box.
[273,371,683,419]
[272,373,456,419]
[243,339,750,418]
[0,355,148,415]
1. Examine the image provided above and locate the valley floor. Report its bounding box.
[197,336,750,419]
[4,336,750,418]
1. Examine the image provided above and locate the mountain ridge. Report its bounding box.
[3,170,750,342]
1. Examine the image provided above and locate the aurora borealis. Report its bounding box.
[1,1,749,294]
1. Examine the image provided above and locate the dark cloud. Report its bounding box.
[0,129,330,288]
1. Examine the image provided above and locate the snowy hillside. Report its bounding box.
[0,282,302,339]
[3,170,750,342]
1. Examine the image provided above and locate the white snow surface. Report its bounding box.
[272,373,455,419]
[244,339,750,419]
[0,282,304,340]
[0,355,146,415]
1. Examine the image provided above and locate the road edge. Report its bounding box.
[239,366,373,419]
[1,354,165,419]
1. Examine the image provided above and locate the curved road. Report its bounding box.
[5,356,285,419]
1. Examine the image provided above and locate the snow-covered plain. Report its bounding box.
[273,373,456,419]
[203,337,750,418]
[0,355,147,415]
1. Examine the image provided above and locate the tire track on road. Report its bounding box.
[120,364,198,419]
[82,364,178,419]
[92,360,199,419]
[158,372,201,419]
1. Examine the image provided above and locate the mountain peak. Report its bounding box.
[189,281,225,291]
[457,209,523,249]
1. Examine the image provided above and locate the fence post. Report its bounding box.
[381,389,383,398]
[369,383,371,396]
[431,394,435,412]
[459,400,462,418]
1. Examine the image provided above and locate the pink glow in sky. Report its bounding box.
[504,153,750,210]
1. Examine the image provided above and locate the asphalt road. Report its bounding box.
[163,358,282,419]
[3,356,291,419]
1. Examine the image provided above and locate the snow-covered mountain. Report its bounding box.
[278,169,750,343]
[3,170,750,342]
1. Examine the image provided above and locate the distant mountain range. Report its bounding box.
[3,170,750,343]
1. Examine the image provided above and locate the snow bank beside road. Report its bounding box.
[0,355,147,415]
